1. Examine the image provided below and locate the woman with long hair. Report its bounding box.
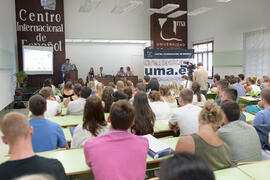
[149,91,171,120]
[102,86,114,113]
[191,82,206,107]
[160,85,177,109]
[95,83,104,99]
[65,83,82,107]
[71,96,109,147]
[132,91,155,135]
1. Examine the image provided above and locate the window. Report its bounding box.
[193,41,214,78]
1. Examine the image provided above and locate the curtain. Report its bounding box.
[244,29,270,78]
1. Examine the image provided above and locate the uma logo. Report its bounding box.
[158,18,186,42]
[40,0,56,10]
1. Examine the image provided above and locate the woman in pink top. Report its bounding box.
[84,100,149,180]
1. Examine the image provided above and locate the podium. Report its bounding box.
[65,70,78,83]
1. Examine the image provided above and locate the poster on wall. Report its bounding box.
[15,0,66,86]
[144,49,194,84]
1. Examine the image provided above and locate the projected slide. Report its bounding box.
[23,46,54,75]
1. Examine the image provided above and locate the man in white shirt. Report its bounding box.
[193,63,208,96]
[39,87,61,118]
[169,88,202,135]
[67,87,91,115]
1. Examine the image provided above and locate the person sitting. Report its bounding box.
[180,75,192,90]
[253,88,270,125]
[111,91,128,102]
[39,87,61,118]
[65,83,82,107]
[66,87,92,115]
[217,100,262,166]
[126,66,134,76]
[43,78,57,96]
[123,87,132,101]
[192,82,206,107]
[116,67,126,77]
[230,77,246,100]
[169,89,201,135]
[211,74,220,89]
[97,66,105,78]
[216,79,229,105]
[102,86,114,113]
[146,78,160,92]
[71,96,109,148]
[246,76,261,93]
[160,85,177,109]
[238,73,246,85]
[136,82,146,92]
[159,153,215,180]
[131,92,155,135]
[168,81,180,97]
[84,100,149,180]
[0,112,66,180]
[221,88,246,121]
[116,80,125,92]
[78,78,85,87]
[175,100,232,170]
[143,75,150,85]
[61,81,74,98]
[86,67,95,85]
[28,95,68,153]
[149,91,171,120]
[88,81,96,95]
[95,83,104,99]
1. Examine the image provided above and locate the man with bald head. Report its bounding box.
[0,112,66,180]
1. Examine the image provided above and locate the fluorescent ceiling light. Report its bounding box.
[79,0,102,12]
[216,0,231,2]
[148,3,179,14]
[188,7,212,16]
[168,10,187,18]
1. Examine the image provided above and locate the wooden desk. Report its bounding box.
[154,120,174,138]
[237,160,270,180]
[214,167,253,180]
[238,96,261,106]
[96,77,114,86]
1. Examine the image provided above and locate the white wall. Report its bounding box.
[64,0,150,40]
[188,0,270,75]
[0,0,17,110]
[66,42,146,80]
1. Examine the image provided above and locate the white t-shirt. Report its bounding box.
[169,104,202,135]
[44,100,61,118]
[192,94,206,107]
[251,85,261,92]
[66,98,86,115]
[181,80,192,89]
[149,101,172,120]
[71,124,109,148]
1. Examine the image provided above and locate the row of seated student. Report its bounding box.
[1,76,270,179]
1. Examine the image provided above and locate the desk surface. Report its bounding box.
[237,160,270,180]
[239,96,261,102]
[214,167,253,180]
[243,112,255,123]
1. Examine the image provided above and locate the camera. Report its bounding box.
[180,61,196,78]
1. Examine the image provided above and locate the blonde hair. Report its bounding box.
[126,80,134,88]
[39,87,53,99]
[88,81,95,91]
[168,81,179,97]
[199,100,224,128]
[96,83,104,97]
[0,112,29,144]
[116,80,124,91]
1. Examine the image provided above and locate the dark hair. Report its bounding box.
[220,100,240,122]
[144,75,150,83]
[124,87,132,100]
[146,78,159,91]
[148,91,161,102]
[107,82,115,88]
[43,78,53,88]
[238,74,245,81]
[65,59,70,62]
[223,88,238,101]
[64,81,73,90]
[78,78,85,87]
[217,79,229,90]
[136,82,146,92]
[29,95,46,116]
[73,83,82,96]
[192,82,202,102]
[181,75,188,80]
[112,91,128,102]
[160,153,215,180]
[110,100,135,130]
[102,86,114,113]
[133,92,155,135]
[230,77,240,84]
[197,62,203,67]
[261,88,270,105]
[81,87,92,98]
[213,74,220,81]
[83,96,107,136]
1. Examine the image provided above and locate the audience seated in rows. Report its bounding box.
[175,100,232,170]
[64,83,82,107]
[39,87,61,118]
[192,82,206,107]
[71,96,109,148]
[216,79,229,105]
[131,92,155,135]
[84,100,149,180]
[168,81,179,97]
[169,89,201,135]
[217,100,262,165]
[159,153,215,180]
[28,95,67,153]
[0,112,66,179]
[149,91,171,120]
[66,87,91,115]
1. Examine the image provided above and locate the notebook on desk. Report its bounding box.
[144,134,174,159]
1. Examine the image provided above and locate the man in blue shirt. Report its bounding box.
[61,59,72,78]
[253,88,270,125]
[28,94,68,153]
[116,67,126,77]
[230,77,246,100]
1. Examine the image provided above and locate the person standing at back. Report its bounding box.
[0,112,66,180]
[84,100,149,180]
[28,95,68,153]
[193,63,208,96]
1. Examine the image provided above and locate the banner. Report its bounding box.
[15,0,66,86]
[144,49,194,84]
